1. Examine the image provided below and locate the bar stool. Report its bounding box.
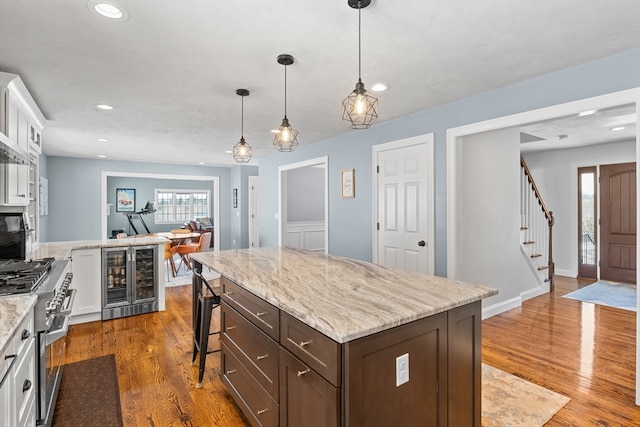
[191,268,221,389]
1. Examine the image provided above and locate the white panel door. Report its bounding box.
[377,143,429,273]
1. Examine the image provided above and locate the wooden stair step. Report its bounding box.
[537,265,549,271]
[523,241,535,245]
[531,254,542,258]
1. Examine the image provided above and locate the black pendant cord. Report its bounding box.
[241,95,244,140]
[358,1,362,83]
[284,64,288,118]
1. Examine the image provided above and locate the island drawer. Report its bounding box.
[221,342,279,427]
[280,311,341,387]
[221,277,279,341]
[221,302,279,399]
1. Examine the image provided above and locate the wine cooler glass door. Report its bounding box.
[104,249,129,306]
[133,246,156,302]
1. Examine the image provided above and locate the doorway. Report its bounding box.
[248,176,259,248]
[278,157,328,253]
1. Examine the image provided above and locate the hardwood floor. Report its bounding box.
[483,276,639,426]
[62,276,639,426]
[63,282,250,427]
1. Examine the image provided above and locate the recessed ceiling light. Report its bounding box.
[98,154,107,158]
[612,126,625,131]
[88,1,130,21]
[578,109,597,117]
[198,161,205,165]
[97,138,109,142]
[94,104,114,110]
[370,83,389,92]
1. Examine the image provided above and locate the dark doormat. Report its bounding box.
[52,354,123,427]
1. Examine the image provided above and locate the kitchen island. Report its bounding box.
[191,247,497,427]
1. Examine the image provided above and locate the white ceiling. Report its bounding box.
[0,0,638,166]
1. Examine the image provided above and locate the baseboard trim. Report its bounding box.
[554,268,575,278]
[482,296,522,319]
[521,283,550,301]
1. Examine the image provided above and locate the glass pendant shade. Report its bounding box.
[342,79,378,129]
[342,0,378,129]
[273,54,299,152]
[233,137,252,163]
[232,89,252,163]
[273,116,299,152]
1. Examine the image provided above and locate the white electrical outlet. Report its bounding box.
[396,353,409,387]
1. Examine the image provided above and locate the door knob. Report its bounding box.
[418,240,426,247]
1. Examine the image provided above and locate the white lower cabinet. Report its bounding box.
[0,306,35,427]
[70,248,102,324]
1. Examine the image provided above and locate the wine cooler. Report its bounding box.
[102,245,158,320]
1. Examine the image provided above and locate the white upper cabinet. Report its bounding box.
[0,72,45,157]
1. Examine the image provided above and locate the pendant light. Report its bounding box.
[342,0,378,129]
[233,89,252,163]
[273,54,299,152]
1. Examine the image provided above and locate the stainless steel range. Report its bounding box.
[0,258,76,427]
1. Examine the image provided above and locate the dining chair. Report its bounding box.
[176,232,211,273]
[164,242,178,280]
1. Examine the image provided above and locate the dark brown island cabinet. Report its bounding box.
[192,248,495,427]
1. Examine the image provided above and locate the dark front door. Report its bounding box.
[600,162,636,284]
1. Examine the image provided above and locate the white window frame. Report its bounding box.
[154,189,211,224]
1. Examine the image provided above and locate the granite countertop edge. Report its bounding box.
[192,248,498,344]
[0,295,38,356]
[32,237,169,260]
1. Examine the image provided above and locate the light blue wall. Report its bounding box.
[258,49,640,276]
[44,156,238,248]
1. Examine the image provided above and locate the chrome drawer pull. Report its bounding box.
[299,340,312,347]
[225,325,236,331]
[256,311,267,317]
[226,369,237,375]
[297,368,310,377]
[257,409,269,415]
[256,354,269,360]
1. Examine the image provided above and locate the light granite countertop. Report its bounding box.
[191,247,498,343]
[32,236,169,260]
[0,295,37,355]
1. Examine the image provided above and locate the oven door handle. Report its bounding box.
[0,355,18,389]
[45,315,70,346]
[58,288,77,316]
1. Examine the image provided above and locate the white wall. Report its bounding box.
[523,140,636,277]
[455,128,540,312]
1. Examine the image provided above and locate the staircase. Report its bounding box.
[520,156,555,290]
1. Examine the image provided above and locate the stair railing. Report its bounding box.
[520,156,555,289]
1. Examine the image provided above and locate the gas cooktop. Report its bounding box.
[0,258,55,296]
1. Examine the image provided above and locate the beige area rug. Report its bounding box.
[482,364,570,427]
[164,255,220,287]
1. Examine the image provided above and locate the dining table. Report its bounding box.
[153,231,202,245]
[153,232,203,277]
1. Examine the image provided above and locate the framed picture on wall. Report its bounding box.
[116,188,136,212]
[341,169,355,198]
